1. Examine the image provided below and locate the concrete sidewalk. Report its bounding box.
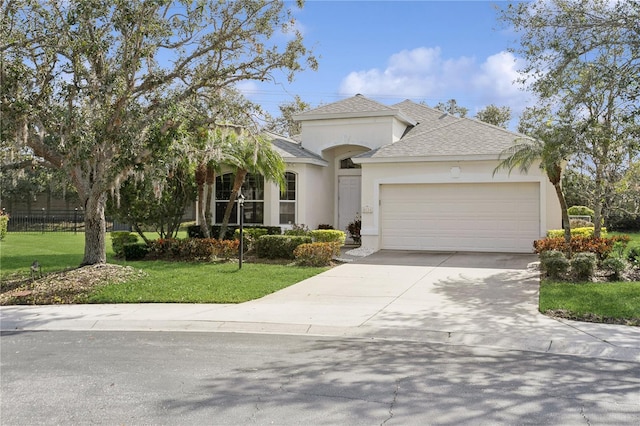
[1,251,639,362]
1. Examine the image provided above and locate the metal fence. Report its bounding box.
[4,210,130,233]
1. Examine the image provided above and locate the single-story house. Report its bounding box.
[207,94,561,253]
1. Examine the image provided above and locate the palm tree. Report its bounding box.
[493,123,574,250]
[218,132,286,239]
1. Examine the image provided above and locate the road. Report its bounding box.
[1,330,639,425]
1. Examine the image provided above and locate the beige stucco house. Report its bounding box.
[210,94,561,253]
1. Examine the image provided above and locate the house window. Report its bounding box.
[215,172,264,224]
[279,172,296,224]
[340,157,361,169]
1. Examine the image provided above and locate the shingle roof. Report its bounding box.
[265,133,328,165]
[297,93,396,116]
[358,100,529,159]
[294,94,416,125]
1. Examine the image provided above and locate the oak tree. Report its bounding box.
[1,0,316,264]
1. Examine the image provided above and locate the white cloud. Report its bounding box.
[339,47,533,119]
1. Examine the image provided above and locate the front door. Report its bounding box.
[338,175,361,236]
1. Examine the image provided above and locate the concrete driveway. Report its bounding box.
[2,250,639,361]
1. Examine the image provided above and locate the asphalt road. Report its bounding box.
[1,330,639,425]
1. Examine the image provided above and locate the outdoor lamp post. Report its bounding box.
[238,191,245,269]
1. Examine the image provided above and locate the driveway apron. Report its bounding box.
[2,250,639,360]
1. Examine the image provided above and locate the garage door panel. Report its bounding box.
[380,183,540,252]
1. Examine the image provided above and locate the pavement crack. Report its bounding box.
[580,405,591,426]
[381,380,400,425]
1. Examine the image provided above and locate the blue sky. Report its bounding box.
[238,0,532,127]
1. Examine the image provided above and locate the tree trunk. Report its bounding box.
[218,168,247,239]
[593,162,605,238]
[204,163,215,234]
[552,180,572,257]
[82,191,107,266]
[195,163,209,238]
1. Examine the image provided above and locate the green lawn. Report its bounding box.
[0,232,327,303]
[538,231,640,325]
[539,281,640,325]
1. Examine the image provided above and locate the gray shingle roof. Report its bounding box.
[266,133,327,165]
[297,93,396,116]
[294,94,416,125]
[358,100,529,159]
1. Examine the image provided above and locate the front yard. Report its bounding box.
[0,233,327,304]
[1,232,639,327]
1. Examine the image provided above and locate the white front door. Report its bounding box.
[338,175,361,235]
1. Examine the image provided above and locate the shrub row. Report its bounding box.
[539,249,632,281]
[533,235,631,260]
[255,235,312,259]
[187,224,281,239]
[149,238,239,261]
[546,227,607,238]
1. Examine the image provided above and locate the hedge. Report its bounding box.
[148,238,239,261]
[546,227,607,238]
[309,229,346,245]
[187,224,281,239]
[255,235,312,259]
[533,235,630,260]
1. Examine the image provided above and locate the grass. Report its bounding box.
[87,260,326,303]
[539,281,640,325]
[0,232,327,303]
[538,231,640,325]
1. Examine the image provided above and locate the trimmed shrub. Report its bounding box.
[569,219,594,228]
[534,235,630,260]
[0,213,8,240]
[570,252,597,281]
[122,243,149,260]
[255,235,312,259]
[309,230,346,244]
[539,250,570,280]
[546,227,606,238]
[568,205,594,217]
[148,238,239,261]
[601,256,628,281]
[234,227,268,253]
[111,232,139,258]
[294,242,335,266]
[212,239,240,260]
[187,224,281,239]
[309,230,345,256]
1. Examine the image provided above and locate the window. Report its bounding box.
[279,172,296,224]
[214,172,264,224]
[340,157,361,169]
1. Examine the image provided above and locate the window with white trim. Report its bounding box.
[279,172,296,224]
[215,172,264,224]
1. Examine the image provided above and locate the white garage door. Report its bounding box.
[380,183,540,252]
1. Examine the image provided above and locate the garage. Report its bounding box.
[380,182,541,253]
